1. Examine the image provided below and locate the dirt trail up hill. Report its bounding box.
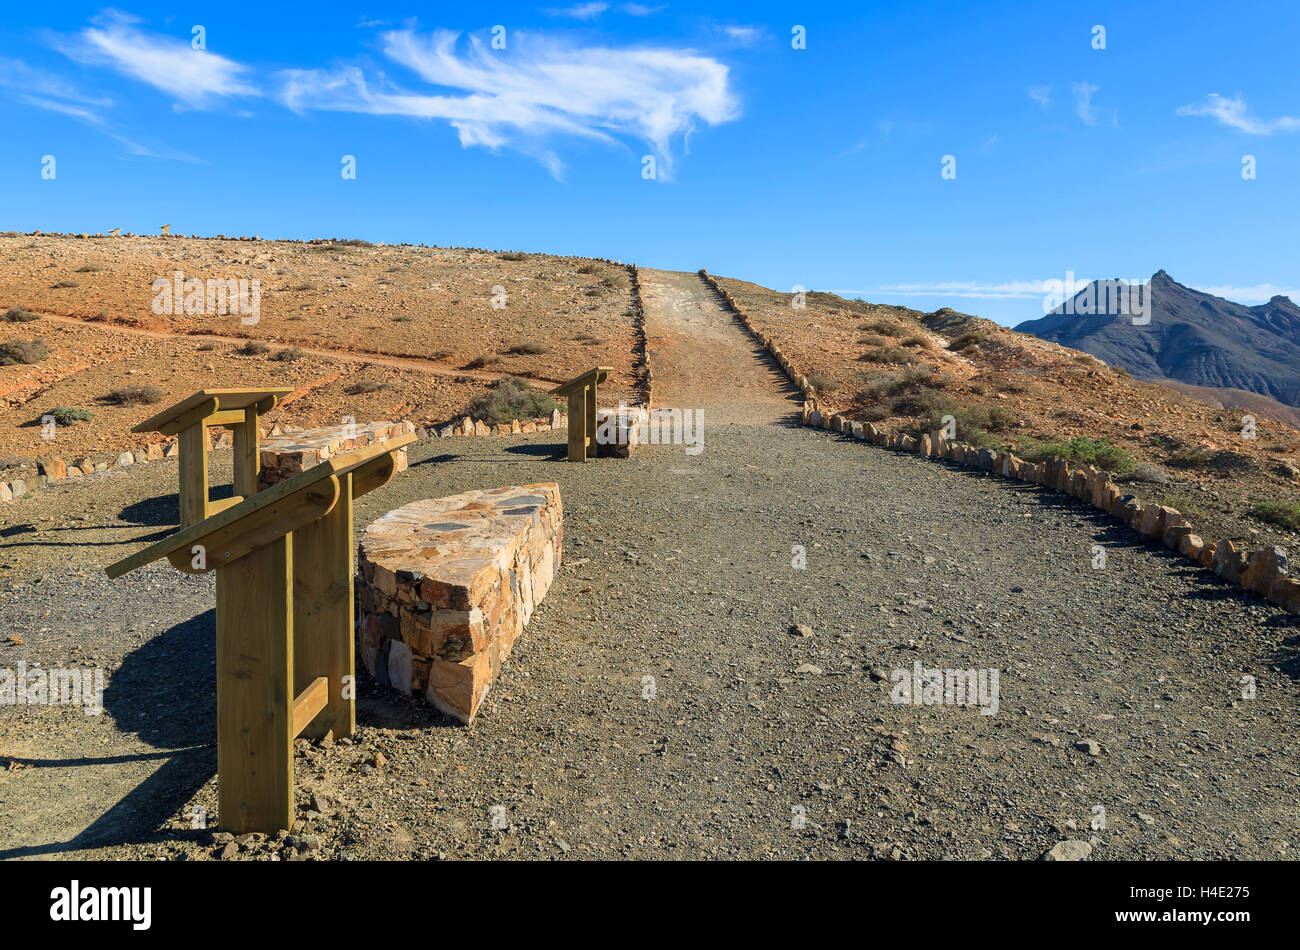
[1,272,1297,862]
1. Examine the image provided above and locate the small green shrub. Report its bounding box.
[237,341,270,356]
[497,251,527,261]
[270,347,305,362]
[48,407,93,425]
[1023,436,1135,474]
[1250,501,1300,531]
[466,377,560,426]
[806,373,840,393]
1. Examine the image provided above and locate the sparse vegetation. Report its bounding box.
[47,407,93,425]
[51,280,80,289]
[1022,436,1135,474]
[466,377,560,426]
[576,263,599,275]
[75,265,101,273]
[806,374,839,393]
[1250,501,1300,532]
[3,307,39,323]
[1127,461,1170,485]
[0,338,49,364]
[237,341,270,356]
[859,319,905,337]
[506,341,550,356]
[949,331,988,351]
[346,380,385,395]
[270,347,305,362]
[1168,445,1212,468]
[859,345,918,365]
[465,353,500,369]
[497,251,527,261]
[103,385,164,406]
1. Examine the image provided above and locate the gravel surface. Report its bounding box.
[2,424,1297,861]
[2,273,1296,862]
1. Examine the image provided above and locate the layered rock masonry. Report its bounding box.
[357,483,563,723]
[259,421,414,488]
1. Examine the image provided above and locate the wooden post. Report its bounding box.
[215,534,294,835]
[232,412,260,500]
[178,424,209,527]
[292,472,355,740]
[107,435,415,835]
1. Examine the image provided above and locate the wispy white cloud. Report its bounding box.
[840,279,1300,307]
[1176,93,1300,135]
[279,28,739,179]
[854,280,1070,300]
[1193,283,1300,303]
[546,3,610,19]
[721,25,766,45]
[0,56,201,161]
[357,16,390,29]
[1027,85,1051,107]
[48,9,259,108]
[620,3,666,15]
[1072,82,1116,127]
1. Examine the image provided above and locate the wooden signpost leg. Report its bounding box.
[584,383,598,461]
[216,534,295,834]
[178,425,208,527]
[293,472,355,740]
[231,413,260,499]
[567,388,587,462]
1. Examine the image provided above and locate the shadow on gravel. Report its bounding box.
[119,484,236,527]
[0,610,218,858]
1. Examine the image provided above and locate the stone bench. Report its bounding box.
[357,483,562,723]
[259,421,415,488]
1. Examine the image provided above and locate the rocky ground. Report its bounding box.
[1,271,1297,862]
[0,234,642,460]
[713,274,1300,552]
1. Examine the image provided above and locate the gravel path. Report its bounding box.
[640,268,799,424]
[1,274,1297,861]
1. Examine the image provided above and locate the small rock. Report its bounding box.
[1042,840,1093,861]
[789,623,814,638]
[1074,740,1101,756]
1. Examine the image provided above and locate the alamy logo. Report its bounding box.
[1,662,103,715]
[50,880,151,930]
[1042,271,1150,326]
[596,403,704,455]
[151,271,260,325]
[889,661,1000,716]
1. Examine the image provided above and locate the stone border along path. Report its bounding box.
[699,269,1300,618]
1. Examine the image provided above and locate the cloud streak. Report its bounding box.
[1176,93,1300,135]
[280,28,739,178]
[49,10,259,108]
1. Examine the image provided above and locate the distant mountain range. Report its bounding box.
[1015,270,1300,408]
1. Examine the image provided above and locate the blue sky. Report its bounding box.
[1,0,1297,325]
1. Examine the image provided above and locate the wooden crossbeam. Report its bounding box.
[291,676,329,738]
